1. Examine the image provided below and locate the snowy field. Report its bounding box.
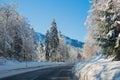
[74,55,120,80]
[0,57,69,79]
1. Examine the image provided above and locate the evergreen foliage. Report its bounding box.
[85,0,120,60]
[45,19,59,61]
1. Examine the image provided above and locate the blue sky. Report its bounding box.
[0,0,91,42]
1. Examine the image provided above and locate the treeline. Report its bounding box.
[38,19,82,62]
[0,4,35,61]
[0,3,82,62]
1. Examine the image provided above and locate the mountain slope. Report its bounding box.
[35,32,45,44]
[35,32,84,48]
[62,35,84,48]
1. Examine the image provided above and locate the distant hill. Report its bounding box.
[62,35,84,48]
[35,32,84,48]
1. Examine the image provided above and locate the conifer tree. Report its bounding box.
[49,19,59,61]
[49,19,59,49]
[45,30,50,61]
[45,19,59,61]
[85,0,120,60]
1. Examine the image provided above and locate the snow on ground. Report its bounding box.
[0,57,69,79]
[74,55,120,80]
[0,61,57,71]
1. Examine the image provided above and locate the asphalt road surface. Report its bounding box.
[0,64,74,80]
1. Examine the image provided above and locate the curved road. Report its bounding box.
[0,64,74,80]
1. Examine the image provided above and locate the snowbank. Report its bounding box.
[0,57,68,71]
[74,55,120,80]
[0,61,58,71]
[0,58,69,79]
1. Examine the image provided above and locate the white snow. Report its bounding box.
[107,30,115,39]
[74,55,120,80]
[0,57,68,79]
[0,61,57,71]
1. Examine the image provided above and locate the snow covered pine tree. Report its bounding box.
[45,30,50,61]
[45,19,59,61]
[85,0,120,60]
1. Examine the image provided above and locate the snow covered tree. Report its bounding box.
[0,3,15,57]
[45,19,59,61]
[49,19,59,61]
[23,26,36,61]
[57,32,81,62]
[45,20,81,62]
[0,3,36,61]
[35,41,45,61]
[14,32,23,60]
[49,19,59,48]
[56,32,69,62]
[85,0,120,60]
[45,30,50,61]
